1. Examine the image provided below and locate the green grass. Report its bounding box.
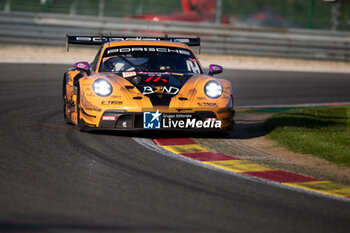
[264,106,350,166]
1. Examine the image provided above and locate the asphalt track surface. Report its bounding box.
[1,63,350,233]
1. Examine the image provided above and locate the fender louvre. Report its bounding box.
[81,107,96,118]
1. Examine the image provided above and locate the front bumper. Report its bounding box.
[80,110,235,131]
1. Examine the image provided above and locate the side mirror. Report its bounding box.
[74,62,90,72]
[208,64,223,76]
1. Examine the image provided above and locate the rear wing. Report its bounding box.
[66,35,200,52]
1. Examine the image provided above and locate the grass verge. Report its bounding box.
[264,106,350,166]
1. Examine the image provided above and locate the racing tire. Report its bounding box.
[62,75,73,125]
[76,83,90,132]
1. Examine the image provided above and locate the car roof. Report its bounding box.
[103,40,191,49]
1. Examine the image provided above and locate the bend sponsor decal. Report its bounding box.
[142,86,179,95]
[143,110,162,129]
[102,115,116,121]
[143,111,221,129]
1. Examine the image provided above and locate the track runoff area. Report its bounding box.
[135,101,350,202]
[144,134,350,202]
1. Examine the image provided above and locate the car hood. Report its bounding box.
[124,71,196,106]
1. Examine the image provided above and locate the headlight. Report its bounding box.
[204,81,223,99]
[93,79,112,97]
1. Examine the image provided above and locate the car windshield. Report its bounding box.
[99,46,202,74]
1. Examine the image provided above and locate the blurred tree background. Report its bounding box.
[0,0,349,31]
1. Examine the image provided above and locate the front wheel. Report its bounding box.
[62,75,72,125]
[76,84,89,132]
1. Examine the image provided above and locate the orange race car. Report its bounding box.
[63,35,234,133]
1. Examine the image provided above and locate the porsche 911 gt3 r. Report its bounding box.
[63,36,234,133]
